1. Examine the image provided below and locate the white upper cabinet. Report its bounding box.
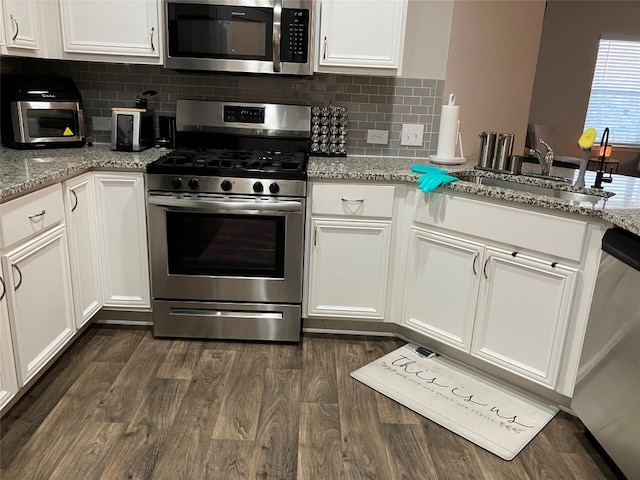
[1,0,43,55]
[58,0,162,63]
[316,0,407,74]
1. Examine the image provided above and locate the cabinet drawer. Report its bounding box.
[312,183,395,218]
[414,191,588,262]
[0,184,65,249]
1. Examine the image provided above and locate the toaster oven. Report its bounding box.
[0,74,85,149]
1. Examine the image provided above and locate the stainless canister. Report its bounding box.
[478,131,497,169]
[494,133,515,171]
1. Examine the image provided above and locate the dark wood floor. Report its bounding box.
[1,325,618,480]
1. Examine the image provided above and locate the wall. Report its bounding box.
[0,56,444,157]
[402,0,454,80]
[529,0,640,176]
[444,0,546,160]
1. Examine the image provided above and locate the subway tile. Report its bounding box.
[412,87,432,97]
[368,95,388,104]
[367,113,386,122]
[345,84,362,94]
[359,103,377,113]
[422,79,438,88]
[405,78,422,87]
[399,149,417,157]
[400,114,420,123]
[394,86,413,96]
[348,147,366,155]
[361,85,378,95]
[335,75,353,84]
[358,121,376,129]
[351,94,369,103]
[370,77,390,86]
[403,97,421,106]
[334,93,352,103]
[411,105,429,115]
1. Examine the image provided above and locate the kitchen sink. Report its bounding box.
[455,174,610,204]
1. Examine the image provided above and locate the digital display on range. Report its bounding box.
[224,105,265,123]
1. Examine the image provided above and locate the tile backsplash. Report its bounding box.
[1,56,444,157]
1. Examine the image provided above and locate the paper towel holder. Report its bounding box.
[429,93,466,165]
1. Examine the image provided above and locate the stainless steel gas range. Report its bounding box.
[145,100,311,342]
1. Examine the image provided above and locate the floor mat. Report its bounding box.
[351,343,558,460]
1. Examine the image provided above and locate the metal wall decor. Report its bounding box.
[311,105,347,156]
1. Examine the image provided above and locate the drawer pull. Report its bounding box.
[150,27,155,52]
[341,198,364,203]
[10,14,18,42]
[28,209,46,219]
[71,190,79,212]
[12,264,22,291]
[483,257,490,279]
[0,276,5,302]
[472,252,479,275]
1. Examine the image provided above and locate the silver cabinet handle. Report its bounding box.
[323,36,327,60]
[12,264,22,291]
[10,14,18,41]
[483,257,490,279]
[313,225,318,246]
[70,190,78,212]
[0,276,5,302]
[28,209,46,219]
[150,27,155,52]
[472,252,479,275]
[272,0,282,72]
[341,198,364,203]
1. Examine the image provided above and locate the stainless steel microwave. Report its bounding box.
[164,0,314,75]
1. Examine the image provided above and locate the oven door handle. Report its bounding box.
[148,195,304,213]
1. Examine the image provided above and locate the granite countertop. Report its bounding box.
[1,146,638,236]
[0,144,163,201]
[309,155,640,236]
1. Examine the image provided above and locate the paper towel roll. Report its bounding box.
[436,94,459,159]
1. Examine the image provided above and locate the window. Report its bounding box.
[584,39,640,146]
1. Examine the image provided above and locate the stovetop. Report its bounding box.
[146,148,307,180]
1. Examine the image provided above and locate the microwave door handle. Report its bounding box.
[273,0,282,72]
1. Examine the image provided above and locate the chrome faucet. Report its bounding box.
[529,138,554,177]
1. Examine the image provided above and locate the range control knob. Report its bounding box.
[269,182,280,194]
[253,181,264,193]
[221,179,232,191]
[188,177,199,190]
[171,177,183,189]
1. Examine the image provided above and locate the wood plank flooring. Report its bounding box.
[0,325,619,480]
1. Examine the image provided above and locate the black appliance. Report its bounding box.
[145,99,311,342]
[0,74,85,149]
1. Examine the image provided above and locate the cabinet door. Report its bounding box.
[65,173,102,327]
[59,0,160,59]
[471,247,577,388]
[0,268,18,412]
[2,225,75,386]
[317,0,405,70]
[93,172,150,309]
[403,228,483,352]
[1,0,40,51]
[308,218,391,319]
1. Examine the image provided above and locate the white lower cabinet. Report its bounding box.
[93,172,150,309]
[403,191,584,391]
[471,248,577,388]
[2,224,75,386]
[403,228,482,351]
[308,218,391,319]
[0,267,18,411]
[64,173,102,328]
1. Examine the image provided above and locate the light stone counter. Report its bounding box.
[309,155,640,237]
[1,144,164,201]
[1,147,638,236]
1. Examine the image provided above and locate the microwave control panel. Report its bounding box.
[281,9,309,63]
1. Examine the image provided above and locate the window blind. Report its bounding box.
[584,39,640,146]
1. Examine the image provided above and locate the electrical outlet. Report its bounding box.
[401,124,424,146]
[92,116,112,131]
[366,129,389,145]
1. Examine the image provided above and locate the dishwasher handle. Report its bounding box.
[602,228,640,272]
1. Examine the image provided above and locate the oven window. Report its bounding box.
[26,109,77,138]
[166,212,285,277]
[168,4,273,60]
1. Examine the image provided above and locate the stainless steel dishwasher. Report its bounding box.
[572,227,640,479]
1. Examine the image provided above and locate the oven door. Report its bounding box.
[147,193,304,304]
